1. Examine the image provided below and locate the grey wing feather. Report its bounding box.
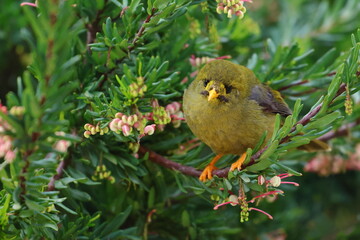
[249,85,292,117]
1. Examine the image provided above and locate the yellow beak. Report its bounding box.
[207,89,219,101]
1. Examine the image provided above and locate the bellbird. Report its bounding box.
[183,60,293,181]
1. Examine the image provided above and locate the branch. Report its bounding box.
[138,146,202,177]
[278,80,309,92]
[318,119,360,142]
[85,3,106,47]
[128,8,157,52]
[297,83,346,127]
[19,149,34,201]
[47,157,69,191]
[139,83,348,179]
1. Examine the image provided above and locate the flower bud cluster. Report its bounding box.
[189,56,212,68]
[165,102,183,128]
[152,106,171,125]
[129,77,147,98]
[258,173,298,189]
[9,106,25,117]
[146,101,185,130]
[92,165,115,183]
[216,0,249,19]
[189,55,232,68]
[345,85,353,115]
[84,123,110,138]
[0,103,16,163]
[239,198,249,222]
[305,150,360,176]
[109,112,156,138]
[0,136,16,163]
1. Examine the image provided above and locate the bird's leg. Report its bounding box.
[230,153,247,172]
[199,154,223,182]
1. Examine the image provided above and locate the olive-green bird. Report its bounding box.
[183,60,293,181]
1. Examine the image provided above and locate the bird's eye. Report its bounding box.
[225,85,232,94]
[203,79,210,87]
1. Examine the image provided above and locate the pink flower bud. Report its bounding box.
[90,127,96,135]
[122,125,132,136]
[84,131,91,138]
[115,112,123,118]
[109,119,120,131]
[166,102,181,114]
[195,57,201,67]
[189,55,197,67]
[151,99,159,108]
[54,140,70,153]
[121,115,128,124]
[227,9,233,18]
[258,175,266,185]
[132,114,138,123]
[235,10,244,19]
[144,124,156,135]
[133,121,141,129]
[127,116,134,125]
[5,150,16,163]
[117,120,124,128]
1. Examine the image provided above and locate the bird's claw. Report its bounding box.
[199,165,218,182]
[230,153,247,172]
[230,161,242,172]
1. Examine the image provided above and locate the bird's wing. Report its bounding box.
[249,84,292,117]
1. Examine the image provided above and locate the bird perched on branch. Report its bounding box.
[183,60,292,181]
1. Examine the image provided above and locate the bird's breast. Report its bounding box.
[183,92,275,155]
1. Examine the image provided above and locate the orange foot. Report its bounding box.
[199,154,223,182]
[230,153,247,172]
[199,164,218,182]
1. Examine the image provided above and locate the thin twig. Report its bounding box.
[19,150,34,201]
[47,157,69,191]
[278,80,309,92]
[128,8,157,52]
[318,119,360,142]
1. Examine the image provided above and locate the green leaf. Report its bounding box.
[101,206,132,236]
[278,138,310,151]
[305,111,341,130]
[304,48,337,78]
[153,0,169,9]
[246,157,274,172]
[147,0,153,15]
[147,187,155,209]
[174,173,187,193]
[259,140,279,161]
[25,197,47,212]
[68,189,91,201]
[181,210,190,227]
[275,162,302,176]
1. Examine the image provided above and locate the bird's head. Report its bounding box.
[194,60,256,104]
[200,79,232,103]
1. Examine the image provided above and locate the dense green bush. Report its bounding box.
[1,0,360,239]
